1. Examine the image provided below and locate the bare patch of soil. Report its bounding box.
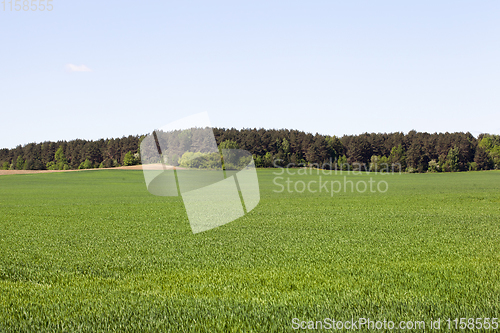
[0,164,179,176]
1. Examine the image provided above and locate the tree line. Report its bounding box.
[213,129,499,172]
[0,136,141,171]
[1,129,499,172]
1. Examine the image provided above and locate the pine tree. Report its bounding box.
[474,147,492,170]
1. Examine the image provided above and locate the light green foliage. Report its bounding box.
[178,151,203,167]
[47,148,70,170]
[370,155,392,173]
[369,155,379,171]
[218,139,239,150]
[479,135,500,169]
[54,147,67,165]
[1,162,9,170]
[262,152,273,167]
[254,154,262,167]
[0,170,499,331]
[46,161,57,170]
[123,151,138,166]
[15,156,24,170]
[389,144,406,171]
[378,155,390,172]
[281,138,290,155]
[78,159,93,169]
[446,146,460,172]
[133,152,140,164]
[255,153,279,168]
[428,159,440,172]
[337,154,348,170]
[479,137,494,150]
[490,146,500,168]
[178,152,221,169]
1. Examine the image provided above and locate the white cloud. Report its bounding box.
[65,64,92,72]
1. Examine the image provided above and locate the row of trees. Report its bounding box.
[1,129,499,172]
[214,129,499,172]
[0,136,141,171]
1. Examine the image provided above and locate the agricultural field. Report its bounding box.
[0,169,499,331]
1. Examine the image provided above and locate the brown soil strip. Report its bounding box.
[0,164,176,176]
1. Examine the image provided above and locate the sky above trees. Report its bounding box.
[1,1,499,149]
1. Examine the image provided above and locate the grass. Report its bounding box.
[0,169,499,331]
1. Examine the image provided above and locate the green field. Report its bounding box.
[0,169,499,332]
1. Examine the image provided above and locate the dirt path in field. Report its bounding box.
[0,164,175,176]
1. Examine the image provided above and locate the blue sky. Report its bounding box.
[1,1,499,149]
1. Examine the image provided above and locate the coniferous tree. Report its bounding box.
[2,128,499,172]
[474,147,492,170]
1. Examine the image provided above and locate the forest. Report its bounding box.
[1,129,499,173]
